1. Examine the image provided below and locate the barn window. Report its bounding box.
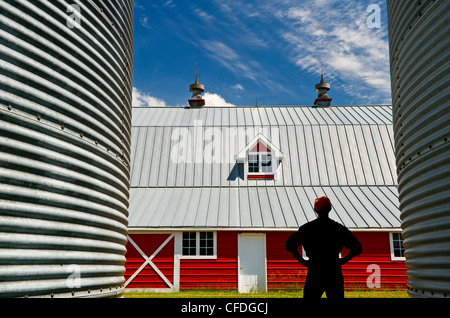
[200,232,214,255]
[248,154,260,173]
[390,232,405,260]
[182,232,197,256]
[182,231,216,258]
[247,142,275,179]
[236,134,284,181]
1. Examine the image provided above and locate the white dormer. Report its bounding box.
[237,134,284,180]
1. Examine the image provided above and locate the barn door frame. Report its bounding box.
[125,233,180,292]
[238,233,267,293]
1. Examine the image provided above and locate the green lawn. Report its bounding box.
[124,289,409,298]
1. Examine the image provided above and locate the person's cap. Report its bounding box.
[314,196,332,214]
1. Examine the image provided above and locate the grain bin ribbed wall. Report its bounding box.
[387,0,450,298]
[0,0,133,298]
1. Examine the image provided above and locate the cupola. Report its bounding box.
[314,74,332,107]
[188,74,205,107]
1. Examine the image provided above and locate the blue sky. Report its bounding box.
[132,0,391,107]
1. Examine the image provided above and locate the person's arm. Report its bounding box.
[289,249,310,268]
[285,229,309,268]
[339,230,363,265]
[339,251,357,266]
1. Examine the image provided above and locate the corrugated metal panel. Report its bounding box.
[128,186,401,230]
[0,0,132,297]
[387,0,450,298]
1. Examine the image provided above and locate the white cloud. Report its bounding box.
[199,40,285,95]
[134,0,391,106]
[200,40,257,81]
[132,88,234,108]
[287,7,314,25]
[232,84,244,91]
[164,0,176,8]
[134,1,150,29]
[277,0,391,103]
[193,8,213,21]
[205,0,391,104]
[134,1,145,10]
[139,15,151,29]
[132,87,167,107]
[204,92,235,107]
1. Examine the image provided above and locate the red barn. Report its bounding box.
[124,103,406,293]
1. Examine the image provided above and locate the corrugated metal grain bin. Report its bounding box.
[0,0,133,297]
[387,0,450,297]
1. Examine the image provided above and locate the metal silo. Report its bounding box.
[0,0,133,297]
[387,0,450,297]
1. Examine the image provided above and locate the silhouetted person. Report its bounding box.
[286,196,362,299]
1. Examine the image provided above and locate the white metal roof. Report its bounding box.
[128,186,401,229]
[131,105,394,127]
[128,106,401,230]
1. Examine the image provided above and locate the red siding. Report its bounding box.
[344,232,407,290]
[180,232,237,290]
[266,231,407,290]
[266,232,306,290]
[125,234,174,289]
[124,231,406,291]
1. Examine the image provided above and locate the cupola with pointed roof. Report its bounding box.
[188,74,205,107]
[314,74,332,107]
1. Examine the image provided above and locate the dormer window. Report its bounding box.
[248,153,272,173]
[248,143,274,178]
[237,134,284,181]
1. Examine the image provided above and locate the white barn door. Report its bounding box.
[238,233,267,293]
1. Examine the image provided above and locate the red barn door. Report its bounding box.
[125,234,175,291]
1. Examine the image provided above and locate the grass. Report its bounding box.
[124,289,409,298]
